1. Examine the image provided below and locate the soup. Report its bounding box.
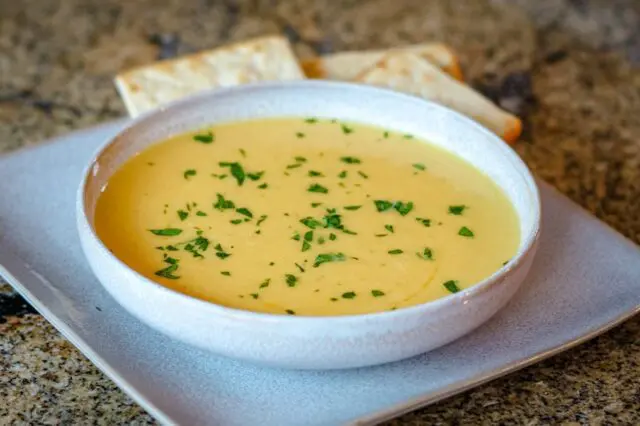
[95,118,520,316]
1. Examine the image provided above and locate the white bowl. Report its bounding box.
[77,81,540,370]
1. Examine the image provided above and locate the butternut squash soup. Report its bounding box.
[95,118,520,316]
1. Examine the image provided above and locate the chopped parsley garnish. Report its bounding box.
[449,205,466,215]
[383,131,389,138]
[502,260,510,266]
[295,263,306,273]
[341,291,356,299]
[416,218,431,227]
[196,211,207,217]
[394,201,413,216]
[340,156,360,164]
[385,224,394,233]
[344,205,362,211]
[375,234,387,237]
[308,183,329,194]
[214,244,231,259]
[247,171,264,181]
[296,132,305,138]
[330,297,338,302]
[285,274,298,287]
[239,148,247,157]
[286,163,303,169]
[443,280,461,293]
[259,278,270,289]
[311,202,323,208]
[374,200,394,212]
[219,162,246,186]
[458,226,474,237]
[149,228,182,236]
[302,241,311,252]
[236,207,253,218]
[220,271,231,276]
[285,309,296,315]
[257,183,268,189]
[193,132,214,143]
[230,219,243,224]
[256,215,268,226]
[177,210,188,221]
[416,247,433,260]
[214,193,235,210]
[388,249,403,255]
[313,252,346,267]
[329,233,337,241]
[295,156,307,163]
[340,124,354,134]
[412,163,426,171]
[338,170,348,178]
[371,290,385,297]
[155,264,180,279]
[357,171,369,179]
[304,117,318,124]
[250,293,259,299]
[292,232,301,241]
[304,231,314,242]
[300,217,323,229]
[308,170,324,177]
[183,169,197,179]
[317,236,326,244]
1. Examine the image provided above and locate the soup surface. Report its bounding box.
[95,118,520,316]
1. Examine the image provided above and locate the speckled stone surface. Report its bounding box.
[0,0,639,424]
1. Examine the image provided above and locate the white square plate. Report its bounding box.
[1,121,639,426]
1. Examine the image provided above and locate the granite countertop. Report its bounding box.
[1,0,639,424]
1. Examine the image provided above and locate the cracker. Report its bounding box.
[301,43,463,82]
[355,52,521,143]
[115,36,305,117]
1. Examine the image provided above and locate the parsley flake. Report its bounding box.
[155,264,180,279]
[416,247,434,260]
[344,205,362,211]
[214,193,235,210]
[459,226,474,237]
[149,228,182,236]
[449,205,466,215]
[371,290,385,297]
[259,278,271,289]
[313,252,346,267]
[388,249,403,255]
[340,156,360,164]
[285,274,298,287]
[236,207,253,218]
[308,170,324,177]
[177,210,188,221]
[219,162,246,186]
[183,169,197,179]
[443,280,461,293]
[412,163,426,171]
[416,218,431,227]
[308,183,328,194]
[341,291,356,299]
[193,132,214,143]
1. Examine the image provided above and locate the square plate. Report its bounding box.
[1,121,639,426]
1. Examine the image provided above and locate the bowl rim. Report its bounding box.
[77,80,541,323]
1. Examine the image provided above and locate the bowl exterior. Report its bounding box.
[77,81,541,370]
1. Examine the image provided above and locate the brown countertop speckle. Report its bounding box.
[1,0,639,424]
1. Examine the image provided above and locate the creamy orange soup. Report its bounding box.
[95,118,519,316]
